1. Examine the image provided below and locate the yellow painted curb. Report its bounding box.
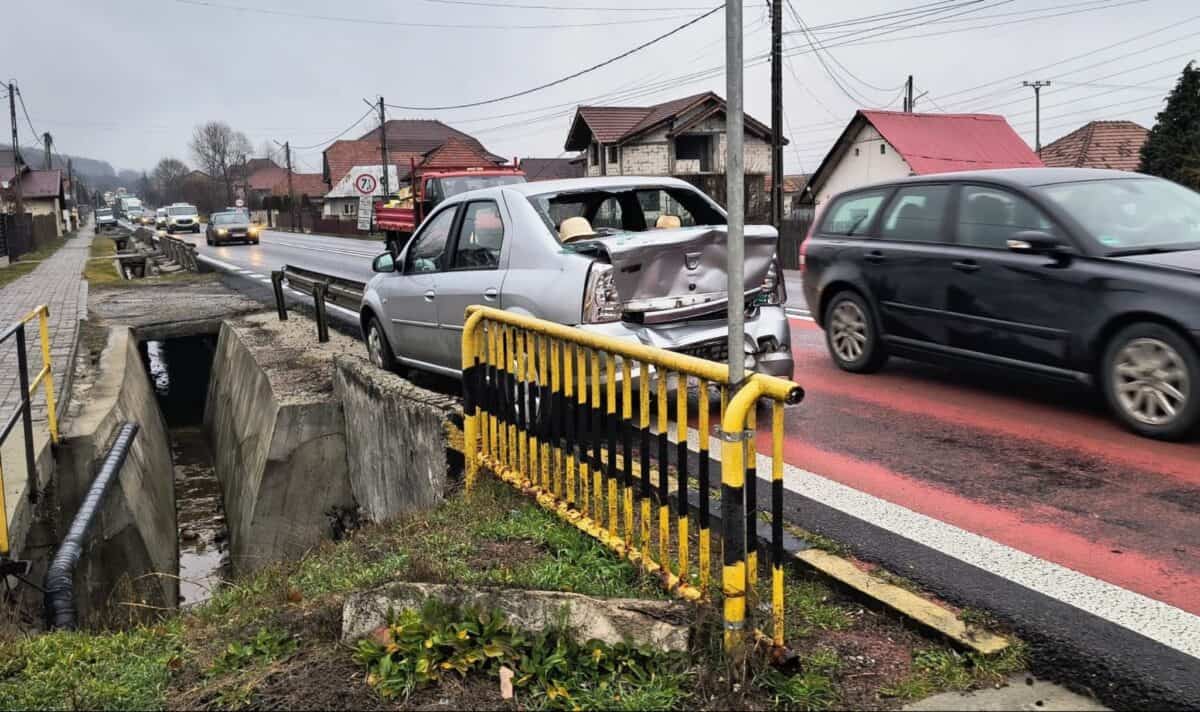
[796,548,1009,655]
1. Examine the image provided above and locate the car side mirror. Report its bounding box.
[1007,230,1069,256]
[372,252,397,273]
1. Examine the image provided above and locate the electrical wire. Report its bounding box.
[288,107,376,151]
[785,0,906,97]
[384,4,723,110]
[785,2,878,105]
[423,0,710,11]
[801,0,975,32]
[172,0,693,30]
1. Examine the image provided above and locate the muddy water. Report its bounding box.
[141,335,229,606]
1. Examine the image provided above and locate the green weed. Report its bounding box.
[207,627,298,677]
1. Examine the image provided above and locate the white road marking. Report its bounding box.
[680,427,1200,660]
[197,252,360,320]
[263,236,379,259]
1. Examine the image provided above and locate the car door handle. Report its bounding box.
[952,259,980,273]
[864,250,886,263]
[423,290,436,302]
[483,288,499,301]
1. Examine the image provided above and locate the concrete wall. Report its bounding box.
[813,123,913,207]
[332,354,460,523]
[622,143,669,175]
[56,326,178,626]
[204,314,356,573]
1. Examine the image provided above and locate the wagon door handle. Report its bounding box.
[952,259,980,273]
[483,288,499,301]
[423,290,436,302]
[864,250,886,263]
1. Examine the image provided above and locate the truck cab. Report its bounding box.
[374,167,526,253]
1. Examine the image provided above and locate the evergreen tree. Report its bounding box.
[1139,61,1200,190]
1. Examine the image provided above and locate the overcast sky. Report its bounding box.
[5,0,1195,176]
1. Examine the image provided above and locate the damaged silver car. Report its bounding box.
[359,176,794,379]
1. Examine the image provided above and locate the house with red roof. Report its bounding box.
[804,110,1043,208]
[322,120,505,192]
[1,166,66,237]
[1039,120,1148,172]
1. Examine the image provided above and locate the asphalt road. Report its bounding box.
[159,223,1200,703]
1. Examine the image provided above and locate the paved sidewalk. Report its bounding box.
[0,226,93,424]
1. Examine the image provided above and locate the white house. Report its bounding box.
[323,165,400,220]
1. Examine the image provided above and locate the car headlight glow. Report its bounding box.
[218,228,228,235]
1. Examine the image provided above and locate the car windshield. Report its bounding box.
[527,186,726,242]
[211,213,245,225]
[96,209,112,216]
[1036,177,1200,254]
[168,206,196,216]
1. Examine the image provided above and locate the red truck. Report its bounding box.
[374,166,526,251]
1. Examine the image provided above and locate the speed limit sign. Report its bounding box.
[355,174,378,195]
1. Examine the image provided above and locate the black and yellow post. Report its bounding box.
[605,353,619,540]
[576,346,590,518]
[563,342,576,507]
[514,330,526,482]
[538,335,550,492]
[591,353,603,527]
[461,311,482,492]
[656,370,671,572]
[698,383,711,593]
[551,340,563,497]
[528,333,541,489]
[675,374,690,581]
[639,363,652,563]
[621,358,635,547]
[745,406,759,608]
[772,400,786,647]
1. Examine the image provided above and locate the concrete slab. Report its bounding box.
[904,676,1108,711]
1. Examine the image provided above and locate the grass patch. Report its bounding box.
[880,642,1029,702]
[0,230,75,289]
[83,235,123,286]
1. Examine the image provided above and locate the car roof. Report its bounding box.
[847,167,1154,194]
[502,175,698,196]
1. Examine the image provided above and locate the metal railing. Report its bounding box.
[271,265,367,344]
[158,234,199,272]
[460,305,803,653]
[44,422,139,629]
[0,305,60,559]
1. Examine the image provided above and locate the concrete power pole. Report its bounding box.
[904,75,914,112]
[284,142,296,233]
[42,132,52,169]
[8,82,23,216]
[1023,80,1051,154]
[770,0,783,229]
[377,96,390,200]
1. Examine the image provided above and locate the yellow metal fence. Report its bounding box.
[460,305,803,653]
[0,304,60,557]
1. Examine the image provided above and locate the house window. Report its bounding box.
[590,143,600,166]
[881,144,887,155]
[607,146,619,164]
[342,202,355,216]
[675,134,712,172]
[854,147,860,157]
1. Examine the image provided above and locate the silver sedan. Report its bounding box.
[360,176,794,379]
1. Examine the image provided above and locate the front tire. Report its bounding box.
[823,290,888,373]
[366,316,398,372]
[1101,323,1199,440]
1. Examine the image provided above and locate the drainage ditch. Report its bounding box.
[140,334,229,606]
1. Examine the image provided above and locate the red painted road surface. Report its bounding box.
[774,318,1200,614]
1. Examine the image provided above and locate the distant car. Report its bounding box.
[801,168,1200,440]
[359,176,792,379]
[155,207,168,228]
[95,207,117,230]
[165,204,201,233]
[126,207,144,224]
[206,210,260,246]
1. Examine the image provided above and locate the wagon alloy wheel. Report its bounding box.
[1112,337,1190,427]
[830,301,868,362]
[368,324,386,369]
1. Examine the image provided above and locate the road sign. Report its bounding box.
[355,174,378,195]
[357,196,373,231]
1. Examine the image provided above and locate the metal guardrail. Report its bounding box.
[0,305,59,560]
[460,305,804,654]
[44,422,139,629]
[272,265,367,344]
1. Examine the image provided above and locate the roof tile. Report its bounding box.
[860,110,1043,174]
[1039,120,1148,172]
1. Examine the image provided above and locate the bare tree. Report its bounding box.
[152,157,190,204]
[189,121,253,205]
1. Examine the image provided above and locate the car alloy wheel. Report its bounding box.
[830,300,868,363]
[367,324,385,369]
[1112,337,1190,427]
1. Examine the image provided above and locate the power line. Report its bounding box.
[172,0,693,29]
[385,4,723,110]
[801,0,975,32]
[784,0,906,99]
[785,2,878,106]
[287,107,376,150]
[423,0,710,10]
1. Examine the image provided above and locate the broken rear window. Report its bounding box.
[527,186,725,241]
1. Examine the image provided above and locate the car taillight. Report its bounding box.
[582,263,622,324]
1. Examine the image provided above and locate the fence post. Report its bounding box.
[720,380,763,658]
[14,326,38,503]
[36,308,58,444]
[312,283,329,343]
[271,271,288,321]
[461,309,486,492]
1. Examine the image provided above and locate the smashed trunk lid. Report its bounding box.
[568,225,778,319]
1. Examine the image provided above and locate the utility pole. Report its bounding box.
[377,96,390,199]
[1023,80,1051,154]
[42,132,52,169]
[770,0,783,229]
[722,0,747,658]
[904,75,914,112]
[8,82,23,216]
[279,141,296,233]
